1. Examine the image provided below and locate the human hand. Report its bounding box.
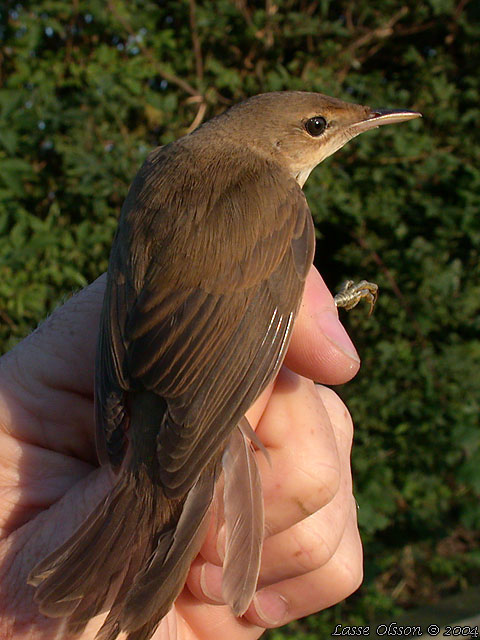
[0,266,362,640]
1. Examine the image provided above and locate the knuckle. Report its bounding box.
[289,522,333,573]
[294,456,341,513]
[336,538,364,596]
[344,557,364,595]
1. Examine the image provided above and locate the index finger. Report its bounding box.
[1,268,357,404]
[0,267,359,451]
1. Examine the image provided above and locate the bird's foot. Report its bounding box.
[334,280,379,315]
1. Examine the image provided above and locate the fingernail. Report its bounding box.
[200,563,224,603]
[253,591,288,625]
[319,309,360,363]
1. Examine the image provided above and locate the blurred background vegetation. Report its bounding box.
[1,0,479,636]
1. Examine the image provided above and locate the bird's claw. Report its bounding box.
[334,280,379,315]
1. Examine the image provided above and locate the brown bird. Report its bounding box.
[28,91,420,640]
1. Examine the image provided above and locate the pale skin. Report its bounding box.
[0,266,363,640]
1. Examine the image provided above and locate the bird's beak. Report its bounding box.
[351,109,422,134]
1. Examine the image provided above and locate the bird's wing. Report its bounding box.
[95,150,315,497]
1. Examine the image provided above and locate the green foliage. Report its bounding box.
[1,0,479,634]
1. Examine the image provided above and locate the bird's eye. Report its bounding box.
[305,116,327,137]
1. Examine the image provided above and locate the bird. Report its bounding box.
[28,91,421,640]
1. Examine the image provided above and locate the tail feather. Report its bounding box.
[29,473,143,618]
[28,408,263,638]
[66,544,137,636]
[91,545,147,640]
[28,459,220,640]
[221,425,264,615]
[120,459,219,633]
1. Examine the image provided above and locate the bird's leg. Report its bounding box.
[334,280,379,315]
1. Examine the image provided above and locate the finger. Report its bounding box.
[0,267,356,451]
[0,276,105,457]
[0,266,356,424]
[1,275,106,398]
[0,431,94,536]
[175,583,263,640]
[255,370,342,537]
[257,385,354,586]
[285,266,360,385]
[199,369,340,567]
[246,502,363,627]
[188,501,362,627]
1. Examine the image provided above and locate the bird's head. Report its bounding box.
[214,91,421,186]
